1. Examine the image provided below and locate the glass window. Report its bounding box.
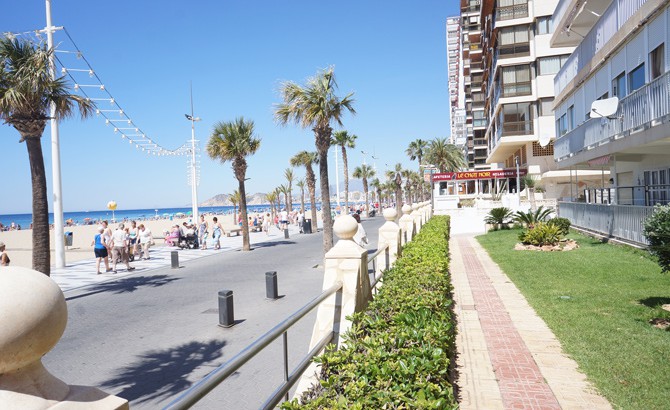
[629,63,645,92]
[536,16,553,35]
[499,25,530,45]
[612,71,626,98]
[538,55,570,75]
[567,105,575,130]
[650,44,665,80]
[539,98,554,116]
[501,64,531,96]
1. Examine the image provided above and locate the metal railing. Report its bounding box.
[582,185,670,206]
[555,69,670,162]
[496,3,529,21]
[558,202,653,245]
[163,281,344,410]
[368,243,390,292]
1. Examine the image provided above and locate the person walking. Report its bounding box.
[352,213,368,248]
[0,241,10,266]
[212,217,223,250]
[91,227,111,274]
[263,212,271,236]
[110,223,135,273]
[138,224,153,260]
[198,215,209,250]
[128,220,140,259]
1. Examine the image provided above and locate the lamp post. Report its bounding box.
[185,85,200,225]
[515,156,521,201]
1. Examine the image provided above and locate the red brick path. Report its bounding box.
[459,237,561,409]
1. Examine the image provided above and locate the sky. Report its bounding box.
[0,0,459,214]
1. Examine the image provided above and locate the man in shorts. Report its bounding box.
[109,223,135,273]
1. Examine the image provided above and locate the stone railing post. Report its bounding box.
[422,201,430,222]
[0,267,128,409]
[399,204,415,245]
[377,208,401,275]
[296,215,371,395]
[411,203,422,234]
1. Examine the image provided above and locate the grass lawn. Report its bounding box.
[477,229,670,410]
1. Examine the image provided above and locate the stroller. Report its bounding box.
[178,233,199,249]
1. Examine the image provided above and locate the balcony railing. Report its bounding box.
[502,81,532,97]
[496,3,529,22]
[555,69,670,162]
[501,120,534,137]
[497,43,531,59]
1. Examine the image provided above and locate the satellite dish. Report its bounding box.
[538,129,552,147]
[590,96,619,119]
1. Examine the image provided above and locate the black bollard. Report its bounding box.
[284,228,289,239]
[171,250,179,268]
[218,290,235,327]
[265,271,278,300]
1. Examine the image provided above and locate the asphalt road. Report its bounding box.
[43,216,386,409]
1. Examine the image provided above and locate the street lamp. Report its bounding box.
[515,156,521,201]
[185,85,200,225]
[361,150,367,165]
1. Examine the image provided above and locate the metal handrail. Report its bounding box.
[163,281,344,410]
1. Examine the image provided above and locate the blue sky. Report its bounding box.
[0,1,459,214]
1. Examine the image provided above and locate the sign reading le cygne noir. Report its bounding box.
[432,168,528,181]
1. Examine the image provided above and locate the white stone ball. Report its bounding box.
[0,267,67,373]
[382,208,397,221]
[333,215,358,240]
[401,204,412,213]
[412,203,419,211]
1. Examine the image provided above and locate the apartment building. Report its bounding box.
[447,16,468,147]
[551,0,670,245]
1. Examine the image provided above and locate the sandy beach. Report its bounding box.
[0,213,248,269]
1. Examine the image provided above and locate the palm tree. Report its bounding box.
[229,189,241,224]
[331,130,357,213]
[427,138,466,173]
[352,164,375,216]
[296,179,306,214]
[207,117,261,251]
[386,163,404,215]
[522,174,539,211]
[370,178,381,207]
[265,191,277,221]
[401,169,413,204]
[275,67,356,252]
[290,151,319,230]
[406,139,428,199]
[273,187,283,216]
[284,168,294,212]
[279,184,290,216]
[0,38,95,275]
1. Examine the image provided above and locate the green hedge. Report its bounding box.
[284,216,457,409]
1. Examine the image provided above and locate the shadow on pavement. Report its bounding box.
[66,275,180,301]
[101,339,227,405]
[250,240,296,249]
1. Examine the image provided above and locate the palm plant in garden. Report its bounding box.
[522,174,538,211]
[207,117,261,251]
[296,178,306,214]
[275,67,355,252]
[284,168,294,212]
[426,137,466,173]
[643,204,670,273]
[513,205,553,228]
[290,150,319,231]
[331,130,357,213]
[484,207,514,230]
[0,38,95,275]
[352,164,375,216]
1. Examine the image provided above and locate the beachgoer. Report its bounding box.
[0,241,10,266]
[212,217,223,250]
[297,211,304,233]
[101,220,113,264]
[128,220,139,259]
[263,213,271,236]
[91,227,111,274]
[109,223,135,273]
[138,224,152,260]
[352,213,368,248]
[280,209,289,230]
[198,215,209,250]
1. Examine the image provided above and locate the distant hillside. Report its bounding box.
[200,192,268,207]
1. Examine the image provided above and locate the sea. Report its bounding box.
[0,203,319,229]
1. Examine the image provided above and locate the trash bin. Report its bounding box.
[303,219,312,234]
[64,231,73,247]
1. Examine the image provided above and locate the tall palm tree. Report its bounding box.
[352,164,375,216]
[207,117,261,251]
[290,150,319,230]
[427,137,466,173]
[331,130,357,213]
[229,189,241,224]
[275,67,356,252]
[406,139,428,169]
[370,178,381,207]
[265,191,277,221]
[401,169,413,204]
[273,187,283,216]
[284,168,294,212]
[386,163,404,215]
[0,38,95,275]
[296,179,306,214]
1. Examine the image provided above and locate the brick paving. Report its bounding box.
[450,234,612,410]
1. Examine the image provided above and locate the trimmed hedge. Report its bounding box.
[284,216,457,409]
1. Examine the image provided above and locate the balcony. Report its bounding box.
[497,43,531,59]
[501,120,534,137]
[502,81,532,98]
[496,3,529,22]
[555,69,670,163]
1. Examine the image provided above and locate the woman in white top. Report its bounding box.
[352,213,368,248]
[138,224,153,260]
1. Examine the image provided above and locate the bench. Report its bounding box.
[225,227,242,237]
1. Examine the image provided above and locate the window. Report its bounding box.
[650,44,665,80]
[539,98,554,116]
[501,102,534,136]
[501,64,531,96]
[498,25,531,58]
[556,114,567,136]
[567,105,575,130]
[536,16,553,35]
[629,63,645,92]
[537,55,570,75]
[612,71,626,98]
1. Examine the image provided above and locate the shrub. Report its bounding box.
[513,205,553,227]
[519,222,563,246]
[284,216,457,409]
[643,204,670,273]
[484,207,513,225]
[547,217,571,236]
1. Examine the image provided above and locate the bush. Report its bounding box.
[519,222,563,246]
[643,205,670,273]
[513,206,553,227]
[547,217,571,236]
[284,216,457,409]
[484,207,513,225]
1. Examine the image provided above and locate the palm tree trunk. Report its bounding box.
[342,146,349,214]
[317,132,333,252]
[26,137,50,275]
[300,188,305,215]
[307,167,318,233]
[238,179,250,251]
[363,179,369,215]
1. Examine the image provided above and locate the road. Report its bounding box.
[43,216,386,409]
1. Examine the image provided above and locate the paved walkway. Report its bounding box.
[450,234,612,410]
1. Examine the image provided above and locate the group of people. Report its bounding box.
[92,220,153,274]
[0,222,21,232]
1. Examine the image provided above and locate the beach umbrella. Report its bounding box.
[107,201,117,222]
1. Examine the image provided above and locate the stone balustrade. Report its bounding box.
[398,204,415,245]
